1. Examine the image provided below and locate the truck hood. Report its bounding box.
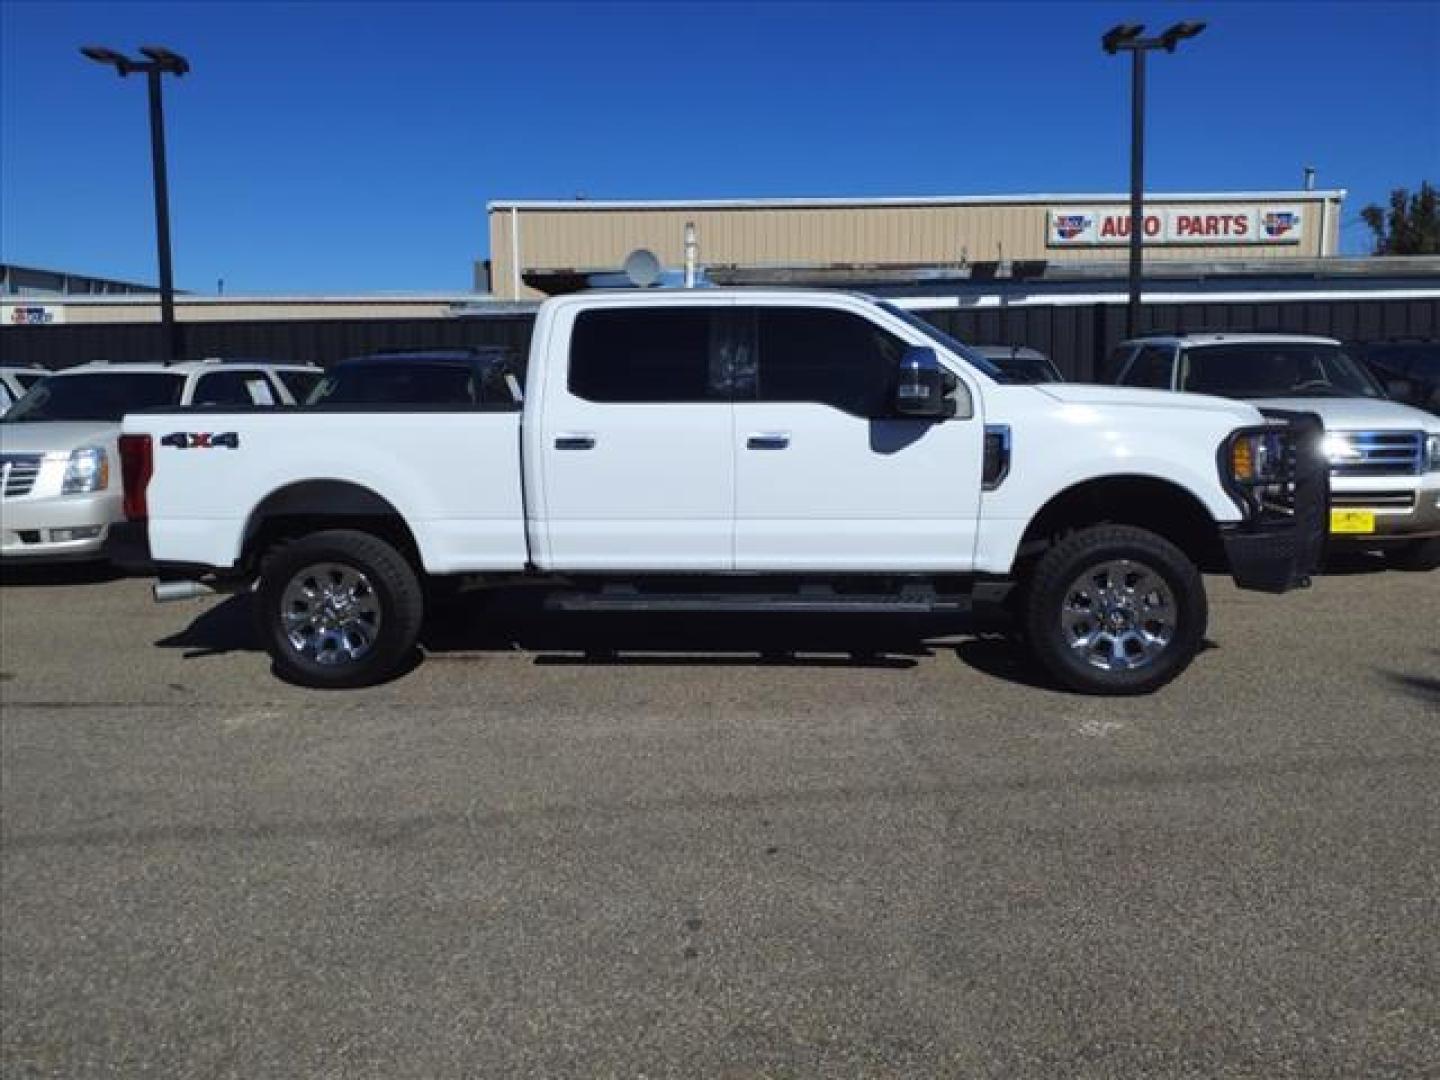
[1246,396,1439,432]
[1034,383,1260,423]
[0,419,119,455]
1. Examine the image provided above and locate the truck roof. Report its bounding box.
[1121,332,1341,348]
[553,286,882,303]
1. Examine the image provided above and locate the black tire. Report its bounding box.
[256,529,424,688]
[1021,525,1208,695]
[1384,538,1440,572]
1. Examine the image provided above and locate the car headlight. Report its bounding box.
[1321,432,1363,465]
[61,446,109,494]
[1229,431,1286,485]
[1427,433,1440,472]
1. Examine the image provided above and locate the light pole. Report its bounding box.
[80,44,190,362]
[1101,22,1205,338]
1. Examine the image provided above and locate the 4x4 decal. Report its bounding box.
[161,432,240,449]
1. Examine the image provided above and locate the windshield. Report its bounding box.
[985,353,1062,384]
[875,302,1004,381]
[1179,343,1384,400]
[3,372,185,422]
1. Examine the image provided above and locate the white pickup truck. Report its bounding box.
[118,289,1328,693]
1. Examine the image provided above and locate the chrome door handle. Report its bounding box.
[747,433,790,450]
[554,433,596,450]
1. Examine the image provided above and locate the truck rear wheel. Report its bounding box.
[256,529,424,688]
[1022,525,1207,695]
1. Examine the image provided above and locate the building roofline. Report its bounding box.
[488,190,1348,212]
[13,293,485,306]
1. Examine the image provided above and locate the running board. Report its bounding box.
[545,585,972,615]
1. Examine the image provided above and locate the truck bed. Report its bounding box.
[123,409,526,573]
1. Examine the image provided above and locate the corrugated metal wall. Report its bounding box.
[3,296,1434,383]
[0,316,534,371]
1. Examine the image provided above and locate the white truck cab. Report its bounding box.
[120,290,1329,694]
[1110,332,1440,570]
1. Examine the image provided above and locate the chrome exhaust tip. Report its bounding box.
[152,579,217,603]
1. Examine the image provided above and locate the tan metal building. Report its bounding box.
[488,190,1345,300]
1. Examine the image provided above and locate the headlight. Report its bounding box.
[62,446,109,494]
[1321,432,1363,465]
[1229,431,1286,484]
[1427,433,1439,472]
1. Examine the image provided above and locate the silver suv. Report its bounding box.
[1109,333,1440,570]
[1,360,321,562]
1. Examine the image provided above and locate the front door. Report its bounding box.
[538,302,735,571]
[733,302,984,571]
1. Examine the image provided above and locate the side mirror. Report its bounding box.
[1383,377,1414,403]
[894,346,957,418]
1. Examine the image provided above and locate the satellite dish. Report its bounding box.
[622,248,662,288]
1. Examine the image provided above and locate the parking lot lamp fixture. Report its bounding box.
[1101,21,1206,338]
[80,44,190,362]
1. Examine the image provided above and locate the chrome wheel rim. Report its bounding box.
[1060,559,1176,672]
[279,562,383,666]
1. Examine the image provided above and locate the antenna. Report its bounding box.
[683,222,698,289]
[622,248,662,288]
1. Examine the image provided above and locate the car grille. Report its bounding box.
[1,453,42,499]
[1326,431,1426,476]
[1331,491,1416,512]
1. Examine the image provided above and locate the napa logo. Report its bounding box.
[1052,212,1094,241]
[1263,210,1301,238]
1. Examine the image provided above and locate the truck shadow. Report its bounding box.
[0,562,130,588]
[154,588,1047,681]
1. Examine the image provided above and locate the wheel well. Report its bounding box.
[241,481,422,571]
[1019,476,1225,569]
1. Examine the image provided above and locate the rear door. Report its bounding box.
[536,300,736,570]
[732,300,985,571]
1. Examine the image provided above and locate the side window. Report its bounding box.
[1104,345,1135,383]
[190,370,275,407]
[0,383,13,411]
[751,307,906,417]
[1119,346,1175,389]
[275,369,322,403]
[569,308,720,403]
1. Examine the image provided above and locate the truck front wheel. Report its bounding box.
[1022,525,1207,695]
[256,529,424,688]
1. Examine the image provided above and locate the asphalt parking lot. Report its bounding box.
[1,560,1437,1078]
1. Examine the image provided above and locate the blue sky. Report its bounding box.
[2,1,1436,293]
